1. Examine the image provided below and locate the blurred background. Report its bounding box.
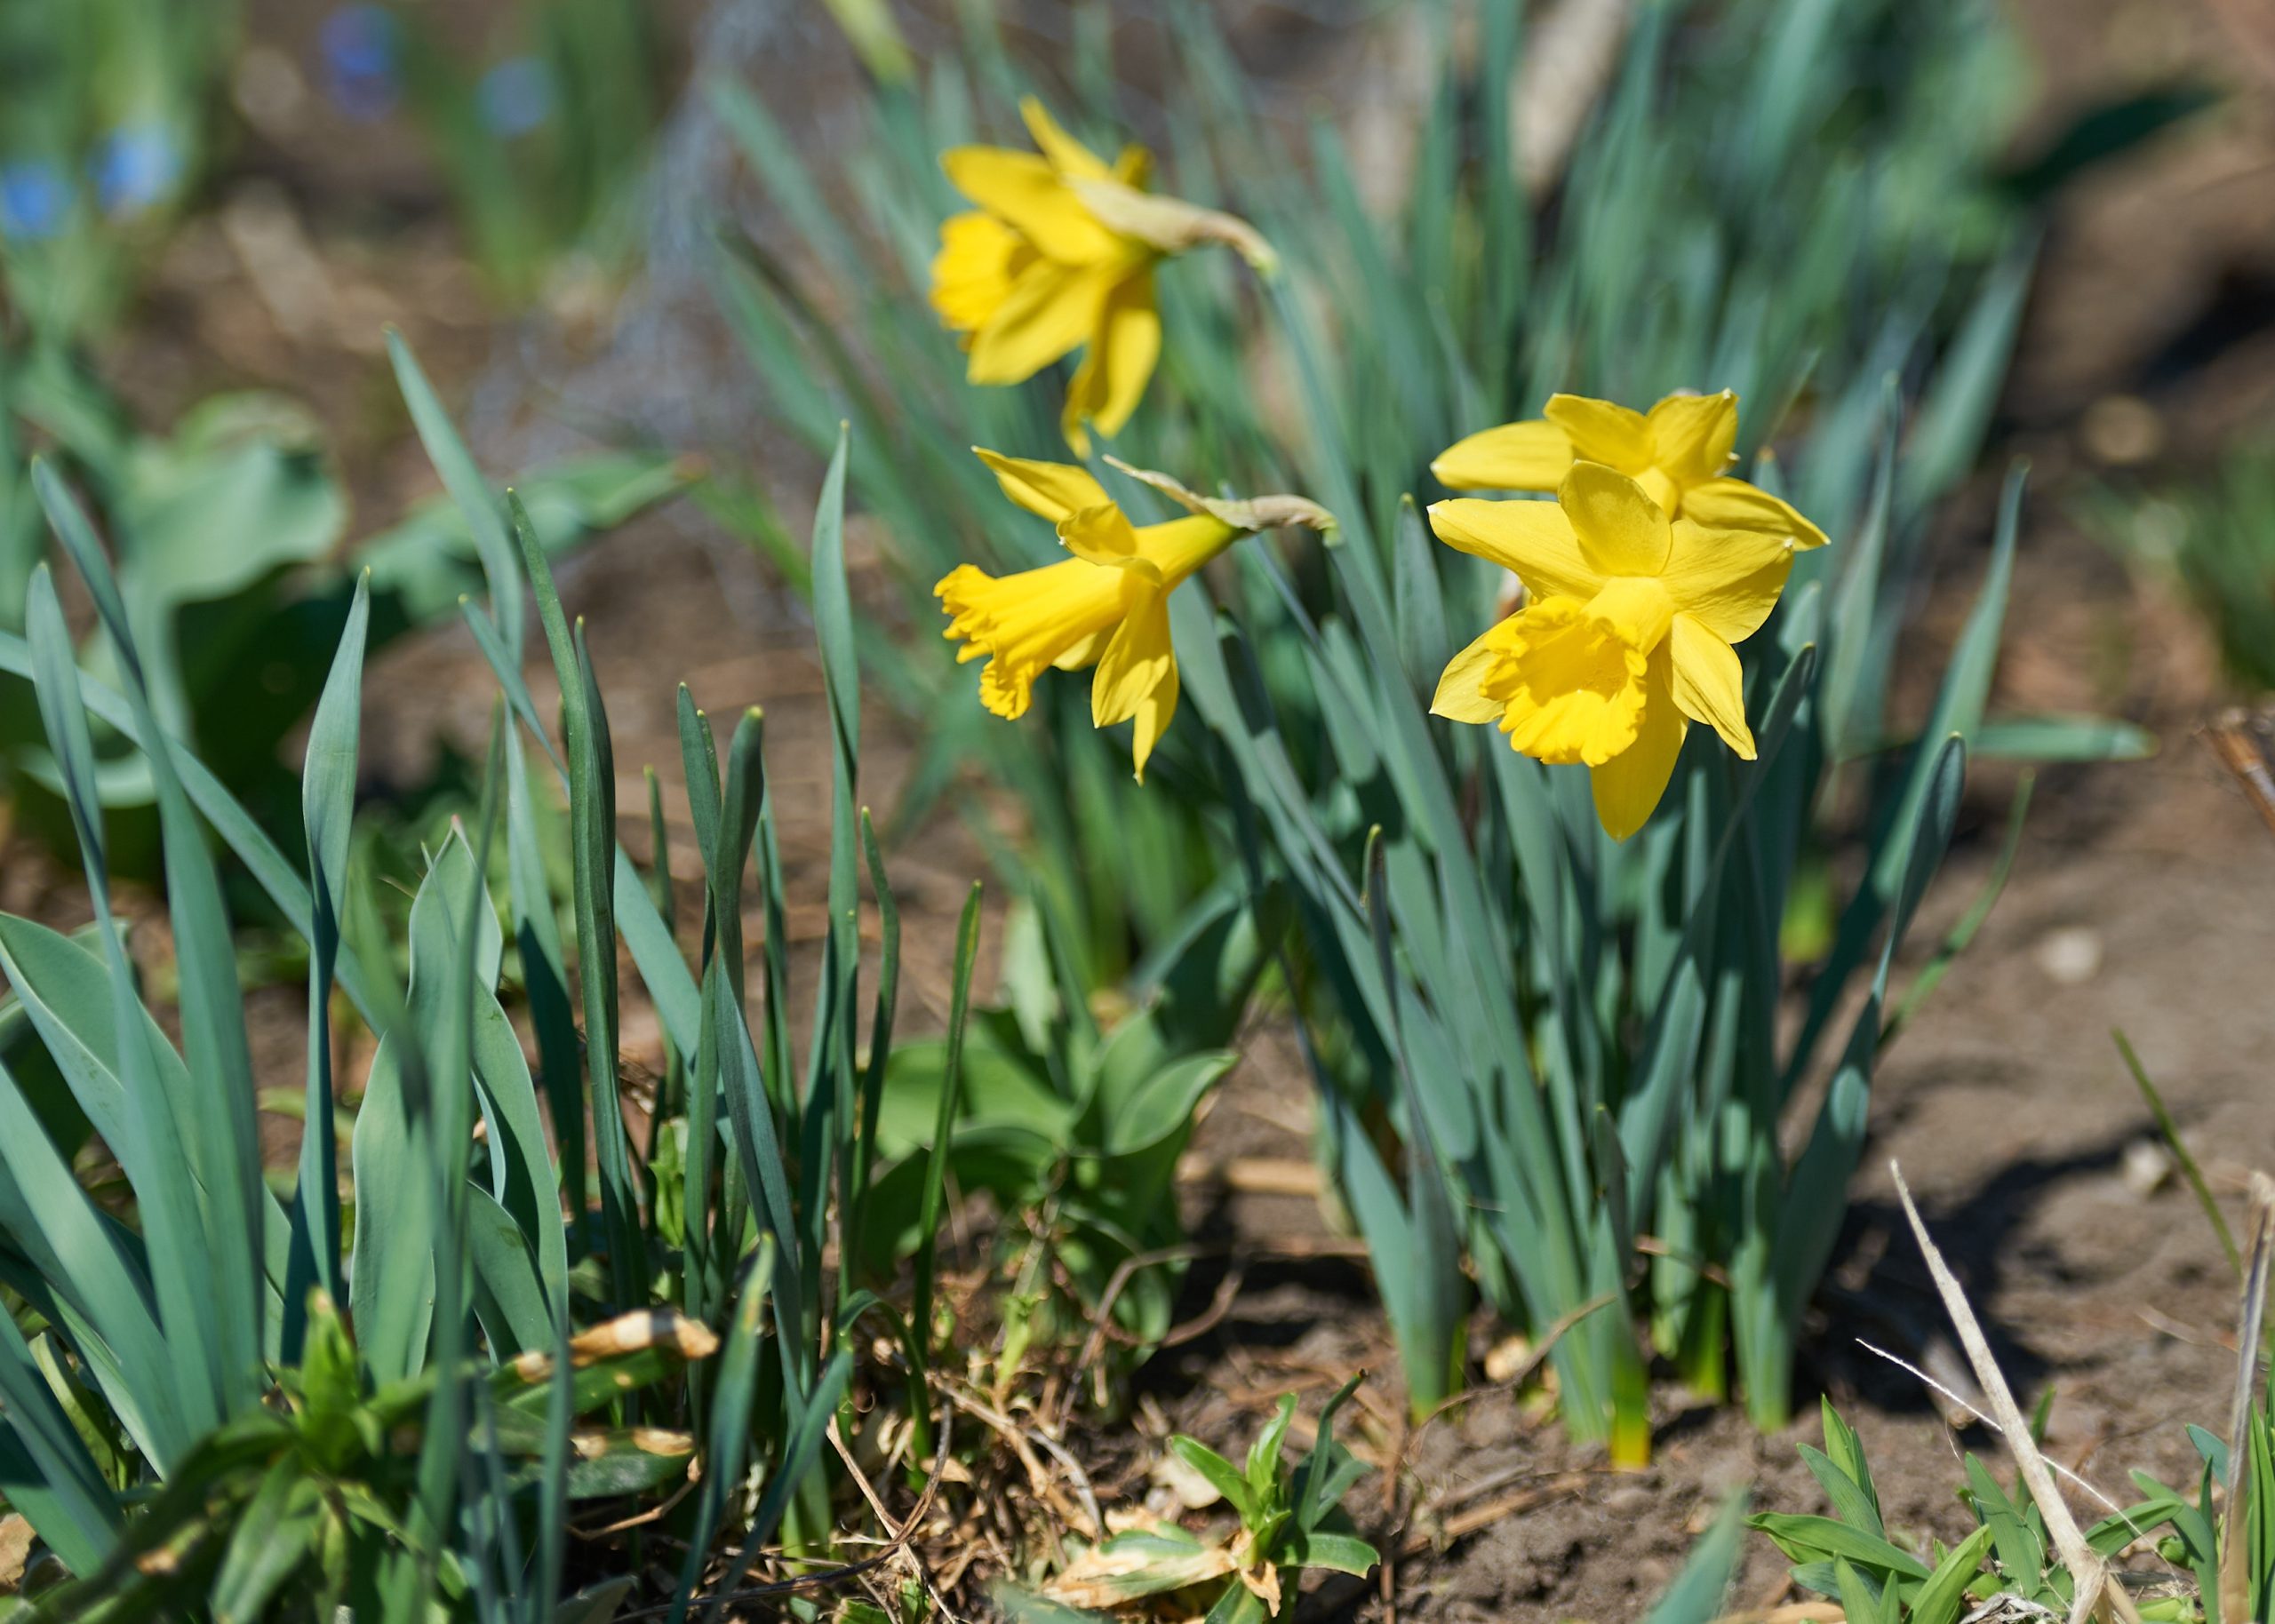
[4,0,2275,1611]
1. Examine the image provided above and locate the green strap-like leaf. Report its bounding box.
[388,332,522,662]
[513,491,644,1310]
[39,467,267,1420]
[667,1241,772,1624]
[0,1306,122,1577]
[286,572,370,1358]
[24,561,223,1451]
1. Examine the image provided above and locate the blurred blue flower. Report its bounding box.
[0,161,72,242]
[477,56,553,139]
[92,125,183,217]
[321,4,400,122]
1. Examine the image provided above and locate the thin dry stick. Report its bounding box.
[2223,1172,2275,1492]
[938,1381,1105,1542]
[1891,1163,2141,1624]
[1397,1472,1593,1556]
[826,1411,964,1624]
[566,1473,699,1540]
[2216,1173,2275,1624]
[1853,1341,2133,1522]
[616,1405,960,1624]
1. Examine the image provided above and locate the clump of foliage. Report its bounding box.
[715,0,2166,1463]
[0,352,985,1617]
[1753,1396,2275,1623]
[1002,1378,1377,1624]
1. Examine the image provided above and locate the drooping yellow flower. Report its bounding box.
[1432,389,1828,551]
[932,100,1272,456]
[930,100,1166,456]
[1430,463,1803,840]
[939,450,1327,781]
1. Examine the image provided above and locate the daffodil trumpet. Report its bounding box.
[1433,388,1827,550]
[1430,462,1805,840]
[938,449,1328,782]
[930,98,1267,455]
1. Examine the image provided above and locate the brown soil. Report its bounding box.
[8,0,2275,1620]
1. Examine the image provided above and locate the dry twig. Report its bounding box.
[1890,1163,2141,1624]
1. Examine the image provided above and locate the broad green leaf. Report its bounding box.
[1745,1513,1931,1579]
[1912,1524,1997,1624]
[1281,1529,1378,1578]
[1169,1436,1254,1521]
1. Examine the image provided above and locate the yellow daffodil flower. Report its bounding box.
[1430,463,1803,840]
[1432,389,1828,551]
[932,100,1272,456]
[940,450,1328,781]
[931,100,1166,456]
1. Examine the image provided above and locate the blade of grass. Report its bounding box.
[2113,1029,2239,1278]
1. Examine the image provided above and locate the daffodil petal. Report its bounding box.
[1428,498,1603,601]
[1112,144,1153,187]
[1063,271,1161,448]
[1542,393,1655,471]
[1646,391,1740,488]
[1129,655,1178,781]
[1092,587,1173,725]
[1680,476,1829,549]
[1091,589,1180,784]
[1431,614,1523,723]
[1668,615,1754,758]
[1657,521,1793,644]
[1054,628,1110,670]
[1589,646,1687,841]
[1059,504,1164,585]
[940,147,1118,263]
[974,447,1114,523]
[1019,97,1114,182]
[1431,419,1574,491]
[1561,463,1672,577]
[966,259,1115,385]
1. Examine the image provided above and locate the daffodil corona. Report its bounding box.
[1430,463,1805,840]
[1433,389,1827,550]
[936,451,1242,781]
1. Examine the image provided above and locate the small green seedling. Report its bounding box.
[1753,1399,2208,1622]
[1007,1377,1378,1623]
